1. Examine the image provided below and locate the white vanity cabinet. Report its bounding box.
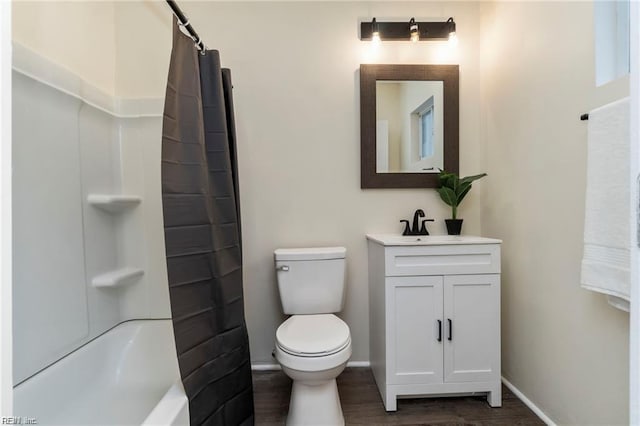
[367,234,502,411]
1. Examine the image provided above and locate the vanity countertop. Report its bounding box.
[366,234,502,246]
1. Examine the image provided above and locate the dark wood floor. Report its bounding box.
[253,368,545,425]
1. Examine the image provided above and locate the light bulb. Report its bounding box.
[448,31,458,47]
[409,18,419,42]
[371,18,381,45]
[446,17,457,47]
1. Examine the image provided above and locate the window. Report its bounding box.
[595,0,630,86]
[412,96,435,160]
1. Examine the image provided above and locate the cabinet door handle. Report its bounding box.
[447,318,453,341]
[437,320,442,342]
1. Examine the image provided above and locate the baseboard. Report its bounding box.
[251,361,371,371]
[501,376,556,426]
[347,361,371,368]
[251,363,280,371]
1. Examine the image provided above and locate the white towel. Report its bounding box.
[580,97,631,310]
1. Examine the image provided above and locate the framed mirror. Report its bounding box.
[360,64,459,188]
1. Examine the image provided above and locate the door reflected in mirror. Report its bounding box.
[376,81,444,173]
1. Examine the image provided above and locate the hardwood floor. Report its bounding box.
[253,368,545,425]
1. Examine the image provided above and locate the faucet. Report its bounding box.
[411,209,425,234]
[400,209,435,236]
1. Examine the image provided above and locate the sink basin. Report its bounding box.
[366,234,502,246]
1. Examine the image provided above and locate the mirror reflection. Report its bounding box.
[375,81,444,173]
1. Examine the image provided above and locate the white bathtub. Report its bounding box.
[13,320,189,426]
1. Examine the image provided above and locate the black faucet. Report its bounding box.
[400,209,435,236]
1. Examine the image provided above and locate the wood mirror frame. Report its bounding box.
[360,64,459,188]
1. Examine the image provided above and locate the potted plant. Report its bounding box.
[437,170,487,235]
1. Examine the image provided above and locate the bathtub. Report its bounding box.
[13,320,189,426]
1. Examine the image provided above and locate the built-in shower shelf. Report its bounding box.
[87,194,141,213]
[92,267,144,288]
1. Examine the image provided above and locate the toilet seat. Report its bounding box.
[275,337,352,374]
[276,314,350,357]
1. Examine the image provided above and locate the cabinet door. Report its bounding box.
[443,274,500,383]
[387,276,443,385]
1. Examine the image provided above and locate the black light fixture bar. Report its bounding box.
[360,19,453,41]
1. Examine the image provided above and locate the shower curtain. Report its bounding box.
[161,22,254,425]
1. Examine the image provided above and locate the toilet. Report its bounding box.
[274,247,351,426]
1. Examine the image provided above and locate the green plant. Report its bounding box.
[437,170,487,219]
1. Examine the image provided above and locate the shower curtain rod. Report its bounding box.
[165,0,206,52]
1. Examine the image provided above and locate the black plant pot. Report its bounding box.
[445,219,463,235]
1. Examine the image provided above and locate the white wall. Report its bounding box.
[12,1,116,95]
[479,2,629,424]
[376,82,402,171]
[0,0,12,416]
[114,1,171,99]
[113,1,485,365]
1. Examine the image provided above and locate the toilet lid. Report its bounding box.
[276,314,350,356]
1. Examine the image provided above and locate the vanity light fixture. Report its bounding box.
[360,17,458,43]
[409,18,419,42]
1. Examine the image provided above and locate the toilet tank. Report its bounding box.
[274,247,346,315]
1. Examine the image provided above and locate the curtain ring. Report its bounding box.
[177,19,192,38]
[197,38,206,54]
[176,17,205,53]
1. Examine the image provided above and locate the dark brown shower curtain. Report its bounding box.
[161,22,254,426]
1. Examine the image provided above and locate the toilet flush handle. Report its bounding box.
[277,265,290,272]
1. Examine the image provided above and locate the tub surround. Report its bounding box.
[87,194,142,213]
[12,43,170,386]
[367,234,501,411]
[13,320,187,426]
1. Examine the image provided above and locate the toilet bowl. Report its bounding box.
[275,314,351,426]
